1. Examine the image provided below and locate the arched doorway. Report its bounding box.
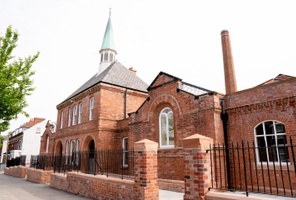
[89,139,95,174]
[55,141,63,156]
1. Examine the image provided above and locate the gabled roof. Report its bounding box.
[148,71,212,96]
[61,61,148,104]
[257,74,295,86]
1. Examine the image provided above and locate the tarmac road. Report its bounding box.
[0,172,184,200]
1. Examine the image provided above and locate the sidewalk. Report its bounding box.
[0,172,184,200]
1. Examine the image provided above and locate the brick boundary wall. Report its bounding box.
[4,166,27,178]
[27,168,52,184]
[133,139,159,200]
[50,139,159,200]
[182,134,213,200]
[51,172,134,199]
[50,173,68,191]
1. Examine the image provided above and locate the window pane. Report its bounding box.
[275,123,285,133]
[264,121,274,135]
[161,114,167,146]
[168,112,174,145]
[257,137,267,162]
[255,124,264,135]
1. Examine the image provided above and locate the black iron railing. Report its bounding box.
[7,155,26,167]
[208,137,296,197]
[30,155,55,170]
[31,149,134,179]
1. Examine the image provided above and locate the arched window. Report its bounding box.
[255,120,289,162]
[104,52,108,61]
[68,107,72,127]
[159,108,174,147]
[46,135,49,153]
[76,140,80,165]
[122,137,128,167]
[65,140,69,164]
[70,140,75,165]
[100,53,103,62]
[60,111,64,129]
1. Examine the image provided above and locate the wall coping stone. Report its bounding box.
[134,139,158,151]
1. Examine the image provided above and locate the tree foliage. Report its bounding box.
[0,135,4,148]
[0,26,39,132]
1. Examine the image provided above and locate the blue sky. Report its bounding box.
[1,0,296,134]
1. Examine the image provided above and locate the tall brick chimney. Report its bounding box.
[221,30,237,94]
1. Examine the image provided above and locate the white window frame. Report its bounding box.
[89,97,94,120]
[159,107,175,148]
[122,137,128,167]
[254,120,289,163]
[72,105,77,125]
[78,103,82,124]
[60,111,64,129]
[68,107,72,127]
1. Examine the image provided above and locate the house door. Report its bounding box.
[89,140,95,174]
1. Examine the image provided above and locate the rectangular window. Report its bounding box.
[72,105,77,125]
[78,103,82,124]
[122,138,128,167]
[60,111,64,129]
[89,97,94,120]
[68,107,72,127]
[36,127,41,134]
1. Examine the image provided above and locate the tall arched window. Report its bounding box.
[76,140,80,165]
[65,140,69,164]
[255,120,289,162]
[46,135,49,153]
[159,108,174,147]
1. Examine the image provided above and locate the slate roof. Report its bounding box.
[61,61,148,103]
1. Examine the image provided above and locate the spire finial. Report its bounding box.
[109,8,111,16]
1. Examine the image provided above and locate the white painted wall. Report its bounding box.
[21,120,47,166]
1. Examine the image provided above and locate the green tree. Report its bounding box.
[0,26,39,132]
[0,135,4,148]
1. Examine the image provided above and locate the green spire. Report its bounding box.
[101,10,115,51]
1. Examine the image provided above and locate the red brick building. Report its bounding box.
[40,14,296,196]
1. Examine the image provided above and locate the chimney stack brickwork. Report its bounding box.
[221,30,237,94]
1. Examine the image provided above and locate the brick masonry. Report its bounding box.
[4,166,27,178]
[27,168,52,184]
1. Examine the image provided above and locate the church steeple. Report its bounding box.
[98,9,117,74]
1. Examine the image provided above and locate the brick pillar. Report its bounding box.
[221,29,237,94]
[133,139,159,200]
[182,134,213,200]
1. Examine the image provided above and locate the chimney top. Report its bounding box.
[221,30,229,36]
[129,67,137,75]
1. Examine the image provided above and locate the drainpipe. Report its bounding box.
[220,99,232,190]
[124,89,127,119]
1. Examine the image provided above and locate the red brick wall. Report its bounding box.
[223,78,296,196]
[225,79,296,143]
[4,166,27,178]
[52,83,147,155]
[27,168,52,183]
